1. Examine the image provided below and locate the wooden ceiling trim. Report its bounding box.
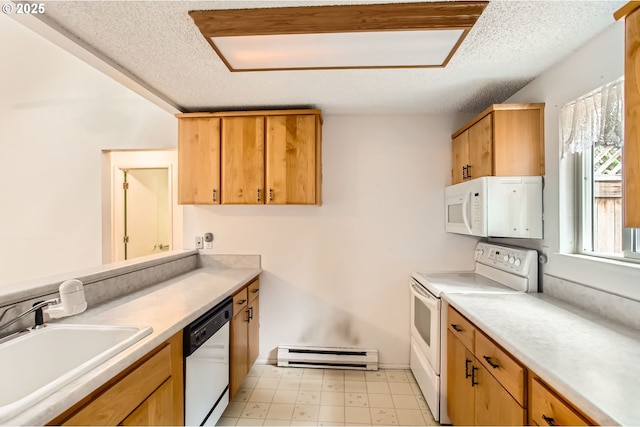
[189,2,488,37]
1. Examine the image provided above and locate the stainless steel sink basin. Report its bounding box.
[0,324,152,422]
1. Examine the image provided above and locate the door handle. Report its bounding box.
[465,358,472,378]
[471,365,478,387]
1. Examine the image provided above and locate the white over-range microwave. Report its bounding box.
[445,176,543,238]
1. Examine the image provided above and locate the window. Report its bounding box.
[561,77,640,261]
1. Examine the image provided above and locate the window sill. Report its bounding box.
[547,252,640,301]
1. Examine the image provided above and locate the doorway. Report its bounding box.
[120,168,171,260]
[103,150,182,264]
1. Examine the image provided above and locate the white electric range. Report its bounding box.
[409,241,539,424]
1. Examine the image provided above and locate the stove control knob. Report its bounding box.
[515,258,521,267]
[503,255,509,262]
[476,249,485,257]
[508,256,515,264]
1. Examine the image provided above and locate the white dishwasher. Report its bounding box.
[184,297,232,426]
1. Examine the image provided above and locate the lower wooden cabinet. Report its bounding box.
[447,306,597,426]
[50,331,184,426]
[529,377,592,426]
[447,329,525,426]
[230,277,260,398]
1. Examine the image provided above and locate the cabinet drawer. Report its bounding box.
[233,288,249,317]
[447,307,475,351]
[248,279,260,303]
[530,377,591,426]
[475,331,525,406]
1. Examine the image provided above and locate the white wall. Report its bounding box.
[500,21,640,301]
[0,13,176,285]
[184,114,478,366]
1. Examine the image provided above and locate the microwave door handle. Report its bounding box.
[461,192,472,234]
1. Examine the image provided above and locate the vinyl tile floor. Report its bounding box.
[217,366,440,426]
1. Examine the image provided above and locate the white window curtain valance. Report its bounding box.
[560,77,624,158]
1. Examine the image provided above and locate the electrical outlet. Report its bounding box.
[205,241,213,249]
[195,236,204,249]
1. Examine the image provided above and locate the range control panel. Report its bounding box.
[474,242,538,277]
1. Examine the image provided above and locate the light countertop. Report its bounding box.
[444,292,640,426]
[6,266,261,426]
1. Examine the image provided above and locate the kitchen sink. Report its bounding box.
[0,324,152,422]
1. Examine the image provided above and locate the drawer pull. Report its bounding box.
[237,299,247,305]
[541,415,557,426]
[471,365,478,387]
[451,324,463,333]
[465,358,472,378]
[251,288,259,293]
[483,355,500,369]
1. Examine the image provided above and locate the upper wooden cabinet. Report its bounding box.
[266,115,319,204]
[176,109,322,205]
[221,116,265,204]
[178,117,221,204]
[451,104,545,185]
[615,3,640,227]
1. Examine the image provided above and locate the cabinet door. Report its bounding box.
[221,116,265,204]
[493,109,544,177]
[468,114,493,180]
[230,309,249,398]
[452,131,469,184]
[248,295,260,368]
[447,330,475,426]
[474,363,525,426]
[178,118,221,205]
[266,115,317,204]
[624,8,640,227]
[122,378,174,426]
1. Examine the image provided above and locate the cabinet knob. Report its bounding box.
[451,324,463,333]
[541,415,557,426]
[237,299,247,305]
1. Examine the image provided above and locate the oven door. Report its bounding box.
[409,280,441,374]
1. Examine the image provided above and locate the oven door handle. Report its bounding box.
[410,281,440,308]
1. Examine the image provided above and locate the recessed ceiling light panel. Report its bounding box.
[212,30,465,70]
[190,2,488,72]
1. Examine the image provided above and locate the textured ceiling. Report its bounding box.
[33,0,624,114]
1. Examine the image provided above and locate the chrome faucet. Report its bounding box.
[0,279,87,339]
[0,298,59,337]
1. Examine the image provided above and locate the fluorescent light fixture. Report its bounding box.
[212,30,465,70]
[190,2,488,72]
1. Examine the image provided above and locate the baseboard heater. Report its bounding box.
[277,345,378,370]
